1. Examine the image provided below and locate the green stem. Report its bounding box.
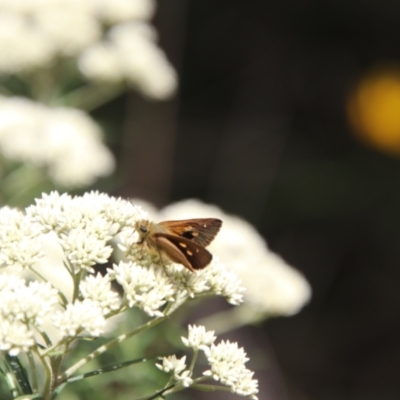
[72,270,84,302]
[48,354,65,399]
[27,351,39,393]
[188,349,198,375]
[57,314,167,383]
[55,83,124,111]
[41,337,70,358]
[35,350,53,400]
[134,384,175,400]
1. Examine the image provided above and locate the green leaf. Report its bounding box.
[5,354,32,395]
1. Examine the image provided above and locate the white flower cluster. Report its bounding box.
[110,262,175,317]
[0,207,43,269]
[167,260,244,306]
[0,0,176,100]
[156,355,193,387]
[203,341,258,399]
[160,199,312,316]
[78,21,177,99]
[26,192,137,272]
[0,192,246,355]
[157,325,259,399]
[119,222,245,308]
[0,0,153,68]
[0,96,115,187]
[0,274,59,355]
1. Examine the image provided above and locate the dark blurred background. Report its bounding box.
[102,1,400,399]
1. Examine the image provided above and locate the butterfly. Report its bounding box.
[133,218,222,272]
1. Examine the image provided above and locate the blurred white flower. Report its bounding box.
[0,96,115,187]
[0,12,54,73]
[96,0,156,24]
[33,5,102,56]
[156,354,187,375]
[79,21,177,99]
[77,42,123,83]
[0,0,168,90]
[160,199,312,317]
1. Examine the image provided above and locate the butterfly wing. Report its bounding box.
[154,233,213,271]
[158,218,222,247]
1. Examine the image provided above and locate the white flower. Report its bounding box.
[80,273,120,314]
[27,194,139,274]
[203,340,258,399]
[0,0,174,97]
[60,229,112,272]
[199,259,245,306]
[96,0,156,24]
[0,12,54,73]
[91,193,140,230]
[181,325,216,351]
[0,274,59,326]
[0,97,115,188]
[25,191,74,234]
[33,5,101,57]
[156,354,187,375]
[79,21,177,99]
[121,224,245,306]
[161,199,311,316]
[164,259,244,306]
[156,355,193,387]
[78,42,123,83]
[53,299,106,337]
[110,261,175,317]
[0,207,44,269]
[231,370,259,399]
[0,274,60,355]
[0,318,35,356]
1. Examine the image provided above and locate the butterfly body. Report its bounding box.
[134,218,222,272]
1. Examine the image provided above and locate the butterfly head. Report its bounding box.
[134,219,153,243]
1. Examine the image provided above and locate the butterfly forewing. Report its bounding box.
[154,233,213,271]
[158,218,222,247]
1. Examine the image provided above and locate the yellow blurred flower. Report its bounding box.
[347,68,400,155]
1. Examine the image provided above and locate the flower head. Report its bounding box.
[181,324,216,351]
[109,261,175,317]
[80,273,120,314]
[0,97,115,188]
[156,355,193,387]
[203,340,258,399]
[53,299,106,338]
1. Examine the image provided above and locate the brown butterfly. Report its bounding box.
[133,218,222,272]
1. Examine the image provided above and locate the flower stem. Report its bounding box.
[57,314,167,383]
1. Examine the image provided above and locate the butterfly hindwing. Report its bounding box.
[154,233,213,271]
